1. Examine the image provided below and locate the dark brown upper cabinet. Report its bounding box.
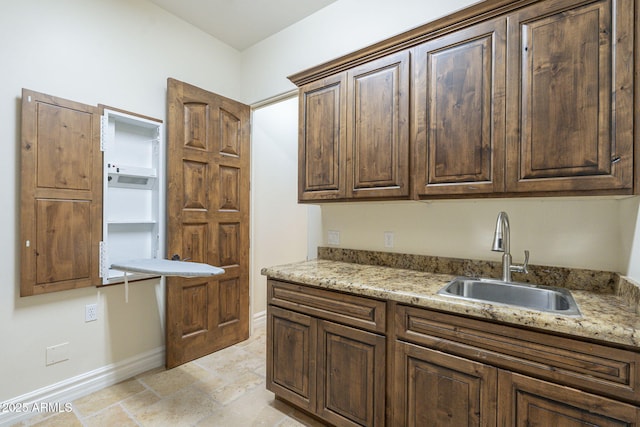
[20,89,103,296]
[290,0,638,201]
[413,17,507,197]
[298,74,347,201]
[346,50,410,199]
[505,0,634,193]
[297,51,410,202]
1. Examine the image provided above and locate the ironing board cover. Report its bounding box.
[110,258,225,276]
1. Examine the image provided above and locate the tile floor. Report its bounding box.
[15,323,326,427]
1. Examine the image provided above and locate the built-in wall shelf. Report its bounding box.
[100,108,164,285]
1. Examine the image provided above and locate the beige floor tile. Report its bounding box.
[29,411,82,427]
[72,378,145,416]
[226,386,294,426]
[82,404,137,427]
[195,371,236,397]
[281,409,330,427]
[194,406,255,426]
[208,370,264,405]
[120,389,161,413]
[139,363,211,397]
[132,385,220,427]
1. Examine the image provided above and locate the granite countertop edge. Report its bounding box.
[262,259,640,350]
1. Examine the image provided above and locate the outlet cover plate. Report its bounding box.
[327,230,340,245]
[85,304,98,322]
[384,231,394,248]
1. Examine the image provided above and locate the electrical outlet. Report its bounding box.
[327,230,340,245]
[46,342,69,366]
[384,231,394,248]
[85,304,98,322]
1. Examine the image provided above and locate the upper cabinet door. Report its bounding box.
[506,0,634,193]
[20,89,102,296]
[298,74,347,201]
[346,50,410,199]
[413,18,507,197]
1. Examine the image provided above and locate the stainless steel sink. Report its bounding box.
[438,277,581,316]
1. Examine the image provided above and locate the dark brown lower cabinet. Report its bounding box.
[499,371,640,426]
[267,306,316,413]
[267,280,386,427]
[317,320,385,427]
[393,341,497,426]
[394,304,640,427]
[393,341,640,427]
[266,279,640,426]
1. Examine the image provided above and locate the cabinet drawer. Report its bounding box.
[396,305,640,404]
[268,280,386,333]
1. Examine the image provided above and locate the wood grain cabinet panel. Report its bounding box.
[267,305,316,413]
[20,89,102,296]
[499,371,640,426]
[298,74,347,201]
[505,0,634,193]
[297,51,410,202]
[347,51,410,199]
[394,341,497,427]
[318,320,385,427]
[267,280,385,426]
[413,17,506,196]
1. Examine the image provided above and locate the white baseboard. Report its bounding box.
[252,310,266,329]
[0,346,164,427]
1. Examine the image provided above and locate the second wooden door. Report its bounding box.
[165,78,250,368]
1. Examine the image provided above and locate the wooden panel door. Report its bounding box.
[394,341,498,427]
[347,50,410,199]
[413,18,506,196]
[298,73,347,201]
[166,78,250,368]
[505,0,634,193]
[267,306,317,413]
[317,320,385,427]
[498,371,640,426]
[20,89,102,296]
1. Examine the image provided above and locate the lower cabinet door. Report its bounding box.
[266,305,316,413]
[317,320,386,427]
[393,341,498,427]
[498,371,640,427]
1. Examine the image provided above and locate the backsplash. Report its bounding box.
[317,247,618,293]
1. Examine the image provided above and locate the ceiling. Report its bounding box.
[148,0,337,51]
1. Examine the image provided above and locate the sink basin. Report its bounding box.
[438,277,581,316]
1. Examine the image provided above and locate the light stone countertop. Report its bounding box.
[262,259,640,349]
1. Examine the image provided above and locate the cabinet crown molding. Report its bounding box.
[288,0,542,86]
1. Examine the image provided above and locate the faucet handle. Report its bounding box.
[511,250,530,274]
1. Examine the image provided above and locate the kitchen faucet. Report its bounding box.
[491,211,529,282]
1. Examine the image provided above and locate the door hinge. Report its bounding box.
[99,241,108,278]
[100,115,109,152]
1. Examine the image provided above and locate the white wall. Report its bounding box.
[240,0,480,103]
[321,198,628,272]
[240,0,640,280]
[0,0,242,403]
[621,197,640,278]
[250,97,321,316]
